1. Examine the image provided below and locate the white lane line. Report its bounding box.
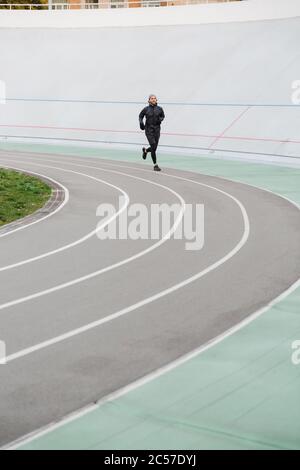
[0,163,248,364]
[0,167,69,239]
[0,159,183,273]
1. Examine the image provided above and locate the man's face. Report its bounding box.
[149,95,157,106]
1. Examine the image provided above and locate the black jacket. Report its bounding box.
[139,104,165,130]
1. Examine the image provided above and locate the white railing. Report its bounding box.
[0,0,235,10]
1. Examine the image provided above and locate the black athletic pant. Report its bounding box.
[145,126,160,165]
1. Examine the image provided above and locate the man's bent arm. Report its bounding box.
[139,108,146,127]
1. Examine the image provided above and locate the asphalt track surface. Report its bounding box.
[0,150,300,447]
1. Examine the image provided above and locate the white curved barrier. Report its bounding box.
[0,0,300,163]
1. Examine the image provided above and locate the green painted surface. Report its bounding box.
[1,142,299,450]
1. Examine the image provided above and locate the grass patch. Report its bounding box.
[0,168,52,227]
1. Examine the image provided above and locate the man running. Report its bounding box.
[139,94,165,171]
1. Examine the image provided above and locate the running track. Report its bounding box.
[0,149,300,447]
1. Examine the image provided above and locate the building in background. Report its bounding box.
[65,0,239,10]
[0,0,240,10]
